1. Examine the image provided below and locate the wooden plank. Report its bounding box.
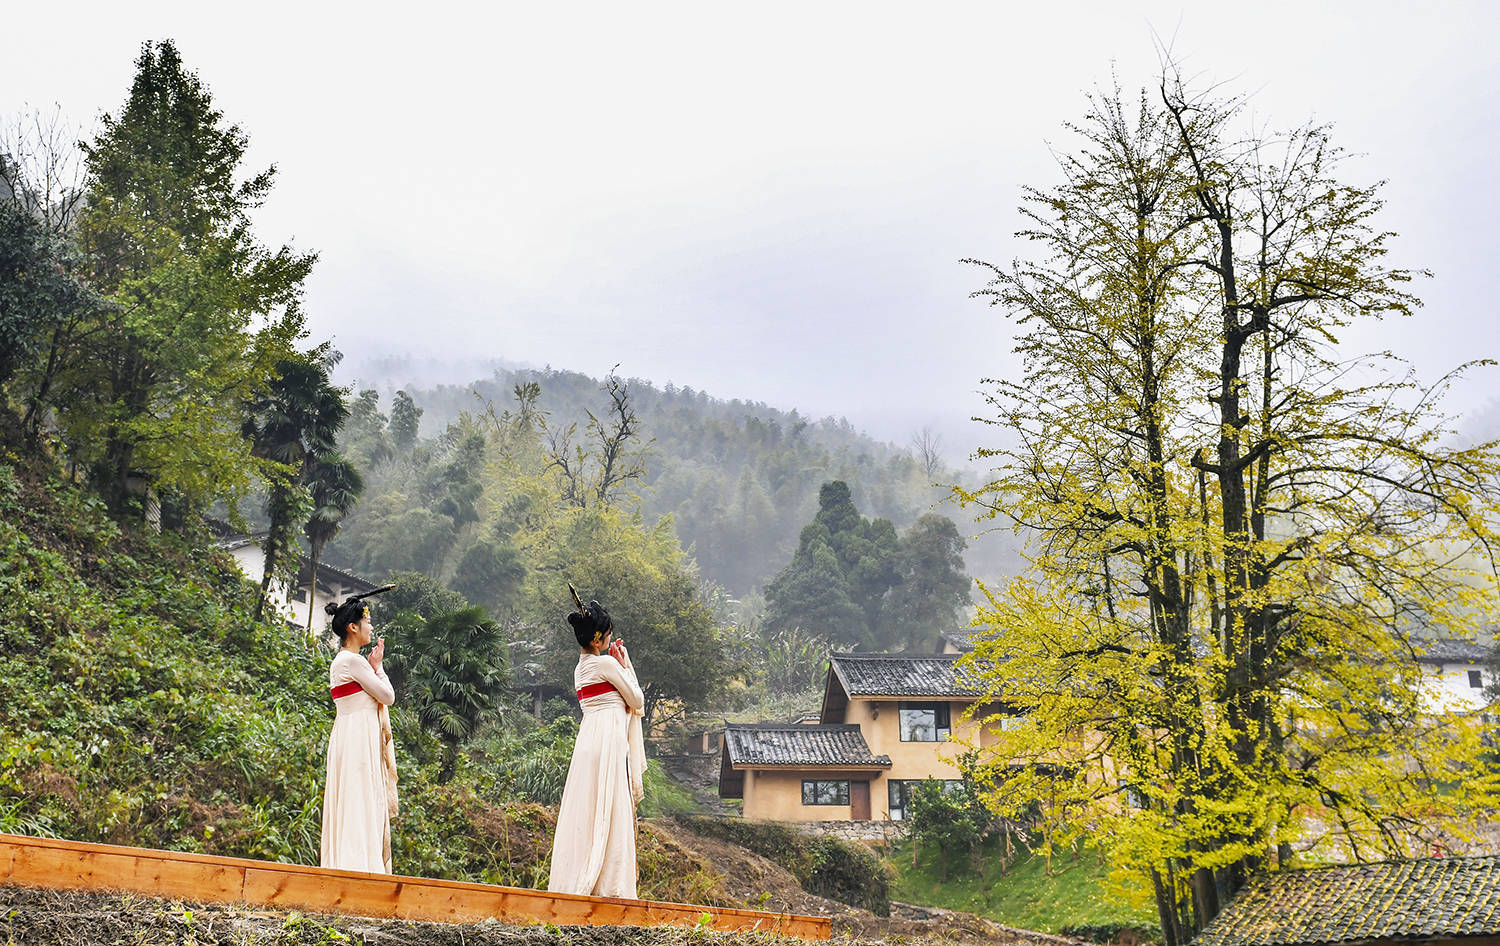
[243,865,402,919]
[0,833,829,938]
[7,839,245,904]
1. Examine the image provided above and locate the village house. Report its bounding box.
[216,530,378,631]
[720,653,1015,822]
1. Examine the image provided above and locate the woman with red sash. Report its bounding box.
[547,590,646,899]
[320,593,398,873]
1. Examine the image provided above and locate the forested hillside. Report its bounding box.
[324,365,1024,598]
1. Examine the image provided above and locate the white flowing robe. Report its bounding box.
[547,653,646,899]
[320,650,396,873]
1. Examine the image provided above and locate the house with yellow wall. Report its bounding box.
[720,653,1015,822]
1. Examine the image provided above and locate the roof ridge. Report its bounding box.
[1265,853,1500,874]
[829,652,965,660]
[725,721,859,731]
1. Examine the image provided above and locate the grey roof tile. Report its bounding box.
[1194,856,1500,946]
[829,653,988,698]
[1412,638,1491,664]
[723,723,892,767]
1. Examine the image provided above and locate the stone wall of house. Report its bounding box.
[791,819,909,843]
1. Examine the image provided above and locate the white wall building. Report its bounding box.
[217,532,377,634]
[1417,638,1493,714]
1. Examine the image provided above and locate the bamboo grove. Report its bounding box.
[956,73,1500,941]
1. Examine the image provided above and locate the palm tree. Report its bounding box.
[242,355,348,621]
[384,606,508,783]
[303,452,365,632]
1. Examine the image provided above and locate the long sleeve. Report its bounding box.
[344,654,396,706]
[592,656,644,712]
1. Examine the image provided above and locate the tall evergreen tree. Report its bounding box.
[66,40,314,517]
[389,389,423,451]
[883,513,972,651]
[764,480,899,649]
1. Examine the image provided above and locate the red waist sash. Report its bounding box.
[330,681,363,699]
[577,681,618,701]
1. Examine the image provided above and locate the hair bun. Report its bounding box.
[325,601,341,617]
[567,612,586,631]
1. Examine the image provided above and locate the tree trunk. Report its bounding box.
[305,543,324,633]
[256,526,281,623]
[1151,868,1181,946]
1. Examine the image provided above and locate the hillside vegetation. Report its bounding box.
[0,442,716,902]
[886,838,1156,937]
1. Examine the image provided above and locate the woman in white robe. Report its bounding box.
[548,596,647,899]
[320,598,398,873]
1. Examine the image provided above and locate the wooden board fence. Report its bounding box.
[0,832,830,939]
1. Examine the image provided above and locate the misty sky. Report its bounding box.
[6,1,1499,461]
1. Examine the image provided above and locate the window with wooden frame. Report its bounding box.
[801,780,850,806]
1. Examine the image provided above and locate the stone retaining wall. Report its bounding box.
[791,820,910,843]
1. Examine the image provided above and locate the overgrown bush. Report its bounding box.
[680,816,889,916]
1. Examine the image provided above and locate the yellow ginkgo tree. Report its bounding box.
[957,72,1500,944]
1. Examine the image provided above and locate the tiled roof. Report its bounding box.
[940,630,980,653]
[1412,638,1491,664]
[295,559,379,593]
[723,723,891,768]
[829,653,987,698]
[1194,856,1500,946]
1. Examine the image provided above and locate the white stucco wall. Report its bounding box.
[224,539,346,633]
[1424,662,1492,714]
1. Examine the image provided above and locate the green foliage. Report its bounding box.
[637,765,699,818]
[886,836,1157,935]
[765,481,898,648]
[343,388,393,467]
[0,199,98,392]
[679,816,890,916]
[242,354,350,618]
[882,512,971,651]
[383,606,509,783]
[58,39,314,514]
[480,715,577,806]
[301,452,364,631]
[760,626,830,696]
[765,482,969,652]
[0,458,331,863]
[388,389,422,451]
[450,537,526,615]
[907,775,990,879]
